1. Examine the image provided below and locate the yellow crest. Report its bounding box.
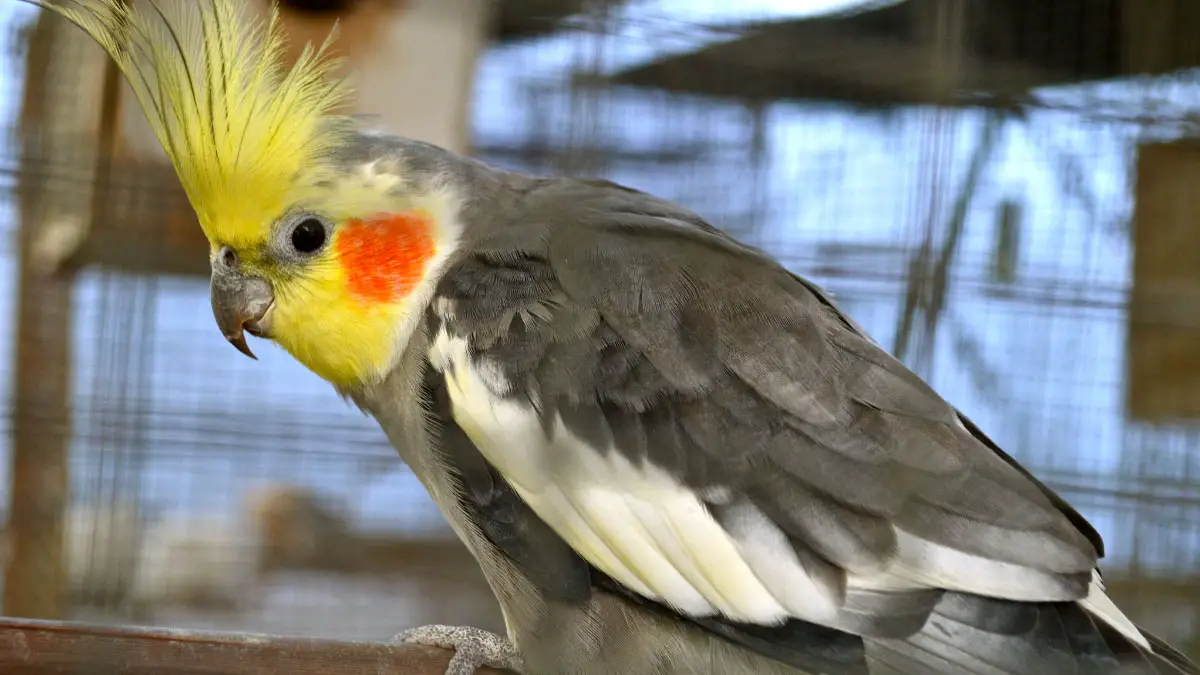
[28,0,353,247]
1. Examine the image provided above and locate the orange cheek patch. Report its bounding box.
[336,212,437,304]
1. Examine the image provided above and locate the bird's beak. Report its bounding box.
[210,247,274,360]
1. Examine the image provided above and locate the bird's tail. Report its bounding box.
[866,584,1198,675]
[1141,629,1200,675]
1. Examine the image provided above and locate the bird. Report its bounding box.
[26,1,1200,673]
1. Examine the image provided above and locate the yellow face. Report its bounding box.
[207,171,458,389]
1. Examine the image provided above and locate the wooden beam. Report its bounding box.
[0,618,514,675]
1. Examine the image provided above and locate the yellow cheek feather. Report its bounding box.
[266,211,438,387]
[268,265,407,388]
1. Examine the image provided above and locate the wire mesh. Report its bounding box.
[1,0,1199,661]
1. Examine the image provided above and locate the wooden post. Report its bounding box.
[3,8,115,619]
[4,9,71,622]
[4,224,72,620]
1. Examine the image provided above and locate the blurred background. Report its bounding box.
[1,0,1199,660]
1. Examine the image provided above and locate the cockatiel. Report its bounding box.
[30,1,1200,674]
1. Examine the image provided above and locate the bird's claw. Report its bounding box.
[393,624,524,675]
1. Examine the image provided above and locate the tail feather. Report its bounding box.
[864,591,1198,675]
[596,560,1196,674]
[1140,628,1200,675]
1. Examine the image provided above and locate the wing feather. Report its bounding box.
[436,187,1097,610]
[425,177,1192,672]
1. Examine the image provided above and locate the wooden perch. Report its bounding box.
[0,617,514,674]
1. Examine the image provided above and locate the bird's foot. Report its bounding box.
[393,624,524,675]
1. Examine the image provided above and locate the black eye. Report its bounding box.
[290,218,327,254]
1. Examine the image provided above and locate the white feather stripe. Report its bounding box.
[521,435,787,623]
[546,426,785,622]
[653,490,789,623]
[559,485,717,616]
[622,498,726,614]
[1080,570,1149,650]
[497,408,780,621]
[443,360,549,489]
[441,366,656,598]
[437,344,800,624]
[436,331,702,611]
[883,530,1083,602]
[718,500,841,624]
[511,484,656,598]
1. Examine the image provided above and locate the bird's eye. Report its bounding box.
[290,218,327,254]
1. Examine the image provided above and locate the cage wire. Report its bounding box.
[1,0,1200,659]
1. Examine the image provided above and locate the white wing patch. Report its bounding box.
[430,328,837,624]
[1080,570,1150,649]
[428,328,1140,639]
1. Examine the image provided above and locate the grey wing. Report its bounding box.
[424,314,875,675]
[431,179,1187,674]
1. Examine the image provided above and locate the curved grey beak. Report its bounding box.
[210,245,274,360]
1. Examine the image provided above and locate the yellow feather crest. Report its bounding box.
[28,0,353,247]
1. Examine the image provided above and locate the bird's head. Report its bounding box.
[201,144,460,390]
[36,0,459,388]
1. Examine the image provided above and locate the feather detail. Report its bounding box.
[27,0,353,246]
[421,174,1198,672]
